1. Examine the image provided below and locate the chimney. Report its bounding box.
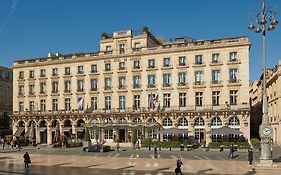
[48,53,54,57]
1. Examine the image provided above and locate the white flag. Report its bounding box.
[78,98,84,110]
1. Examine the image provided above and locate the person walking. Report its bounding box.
[116,142,120,152]
[23,152,31,169]
[228,144,234,158]
[175,156,184,175]
[248,148,253,171]
[154,146,158,158]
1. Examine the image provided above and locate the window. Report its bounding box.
[230,90,238,105]
[148,75,156,86]
[134,95,141,111]
[163,93,171,108]
[105,96,111,110]
[105,63,111,71]
[105,78,111,90]
[18,85,24,95]
[195,55,203,64]
[64,80,71,92]
[148,94,156,109]
[119,96,126,111]
[119,77,126,89]
[212,91,220,106]
[52,82,59,93]
[195,71,203,84]
[229,117,240,126]
[119,62,125,70]
[29,101,35,112]
[229,69,238,83]
[211,70,220,84]
[148,59,155,68]
[229,52,237,61]
[211,117,222,126]
[195,92,203,106]
[134,42,141,48]
[78,65,84,74]
[40,100,46,112]
[91,79,98,91]
[163,58,170,67]
[29,70,34,78]
[119,44,125,54]
[40,69,46,77]
[179,56,186,66]
[105,45,112,52]
[179,93,186,107]
[19,102,24,112]
[91,64,98,73]
[52,68,58,76]
[163,118,173,126]
[105,129,113,139]
[65,98,71,112]
[29,84,35,95]
[91,97,98,111]
[133,75,141,88]
[133,61,140,69]
[195,117,204,126]
[19,71,24,79]
[178,72,186,85]
[52,99,58,111]
[65,67,70,75]
[178,118,188,126]
[163,74,171,86]
[40,82,46,94]
[77,80,84,91]
[212,53,219,63]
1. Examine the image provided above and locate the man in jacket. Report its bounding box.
[23,152,31,168]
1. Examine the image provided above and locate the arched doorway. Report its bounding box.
[194,117,205,143]
[39,120,47,144]
[63,119,72,137]
[77,119,85,139]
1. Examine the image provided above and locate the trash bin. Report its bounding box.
[219,145,224,152]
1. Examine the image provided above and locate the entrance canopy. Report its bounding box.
[153,127,189,134]
[14,127,25,137]
[206,126,243,135]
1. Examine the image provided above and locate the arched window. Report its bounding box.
[163,118,173,127]
[118,117,127,124]
[64,119,72,127]
[132,117,142,125]
[211,117,222,126]
[178,118,188,126]
[39,120,47,127]
[51,120,58,127]
[147,118,157,124]
[229,116,240,126]
[194,117,205,126]
[77,119,85,127]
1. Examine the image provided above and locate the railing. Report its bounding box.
[12,103,250,116]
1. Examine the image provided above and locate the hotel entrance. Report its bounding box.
[118,129,126,142]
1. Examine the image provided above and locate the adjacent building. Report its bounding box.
[12,28,251,145]
[0,66,13,137]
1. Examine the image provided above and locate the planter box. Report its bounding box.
[83,141,91,148]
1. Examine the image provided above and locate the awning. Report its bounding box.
[24,128,31,137]
[14,127,25,137]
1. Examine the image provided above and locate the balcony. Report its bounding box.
[146,66,157,71]
[117,67,127,73]
[147,84,156,88]
[104,50,113,55]
[210,60,223,66]
[91,88,97,91]
[104,86,112,91]
[210,80,223,87]
[177,63,189,69]
[118,85,126,89]
[163,83,171,87]
[227,59,241,65]
[227,79,241,87]
[132,47,142,52]
[77,88,84,92]
[193,81,206,88]
[133,84,141,89]
[193,61,206,67]
[178,82,188,89]
[161,65,173,70]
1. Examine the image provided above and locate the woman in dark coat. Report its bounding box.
[248,148,253,170]
[23,152,31,168]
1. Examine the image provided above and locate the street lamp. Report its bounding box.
[248,0,278,166]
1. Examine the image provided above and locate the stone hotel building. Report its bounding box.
[12,29,251,145]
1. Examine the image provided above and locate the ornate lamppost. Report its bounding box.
[248,0,278,166]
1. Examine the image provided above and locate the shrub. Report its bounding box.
[250,138,260,149]
[141,137,153,148]
[18,136,27,144]
[83,127,90,142]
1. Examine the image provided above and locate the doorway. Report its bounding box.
[119,129,126,142]
[40,130,47,144]
[195,128,205,143]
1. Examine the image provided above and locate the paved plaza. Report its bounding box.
[0,145,281,175]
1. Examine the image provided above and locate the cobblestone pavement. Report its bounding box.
[0,145,280,175]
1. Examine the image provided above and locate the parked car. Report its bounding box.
[83,144,111,152]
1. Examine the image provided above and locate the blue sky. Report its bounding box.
[0,0,280,81]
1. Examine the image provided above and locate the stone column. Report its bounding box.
[35,124,40,144]
[72,124,77,138]
[205,123,212,147]
[47,124,52,145]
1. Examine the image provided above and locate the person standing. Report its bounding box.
[23,152,31,169]
[154,146,158,158]
[116,142,120,152]
[228,144,234,158]
[176,156,184,175]
[248,148,253,171]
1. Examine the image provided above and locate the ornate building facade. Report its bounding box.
[12,29,251,145]
[0,66,13,137]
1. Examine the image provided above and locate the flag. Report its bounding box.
[78,98,84,111]
[148,93,154,111]
[153,94,159,110]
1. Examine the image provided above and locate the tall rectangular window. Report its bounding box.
[230,90,238,105]
[212,53,220,63]
[77,80,84,91]
[212,70,220,83]
[52,99,58,111]
[91,64,98,73]
[119,96,126,111]
[52,68,58,76]
[133,60,140,69]
[65,98,71,112]
[105,63,111,71]
[105,129,113,139]
[65,67,71,75]
[40,69,46,77]
[64,80,71,92]
[195,55,203,64]
[163,93,171,108]
[179,56,186,66]
[119,62,125,70]
[133,75,141,88]
[52,82,58,93]
[195,92,203,106]
[195,71,203,84]
[29,70,34,78]
[19,102,24,113]
[29,101,35,112]
[178,72,186,85]
[119,77,126,89]
[163,74,171,86]
[179,93,186,107]
[148,59,155,68]
[119,44,125,54]
[163,58,170,67]
[91,97,98,111]
[19,71,24,79]
[229,52,237,61]
[105,78,111,89]
[78,65,84,74]
[19,85,24,95]
[148,75,156,86]
[105,96,111,110]
[229,69,238,82]
[40,82,46,94]
[212,91,220,106]
[134,95,141,111]
[40,100,46,112]
[91,79,98,91]
[29,84,35,95]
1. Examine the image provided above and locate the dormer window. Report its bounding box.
[134,42,141,48]
[106,45,111,51]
